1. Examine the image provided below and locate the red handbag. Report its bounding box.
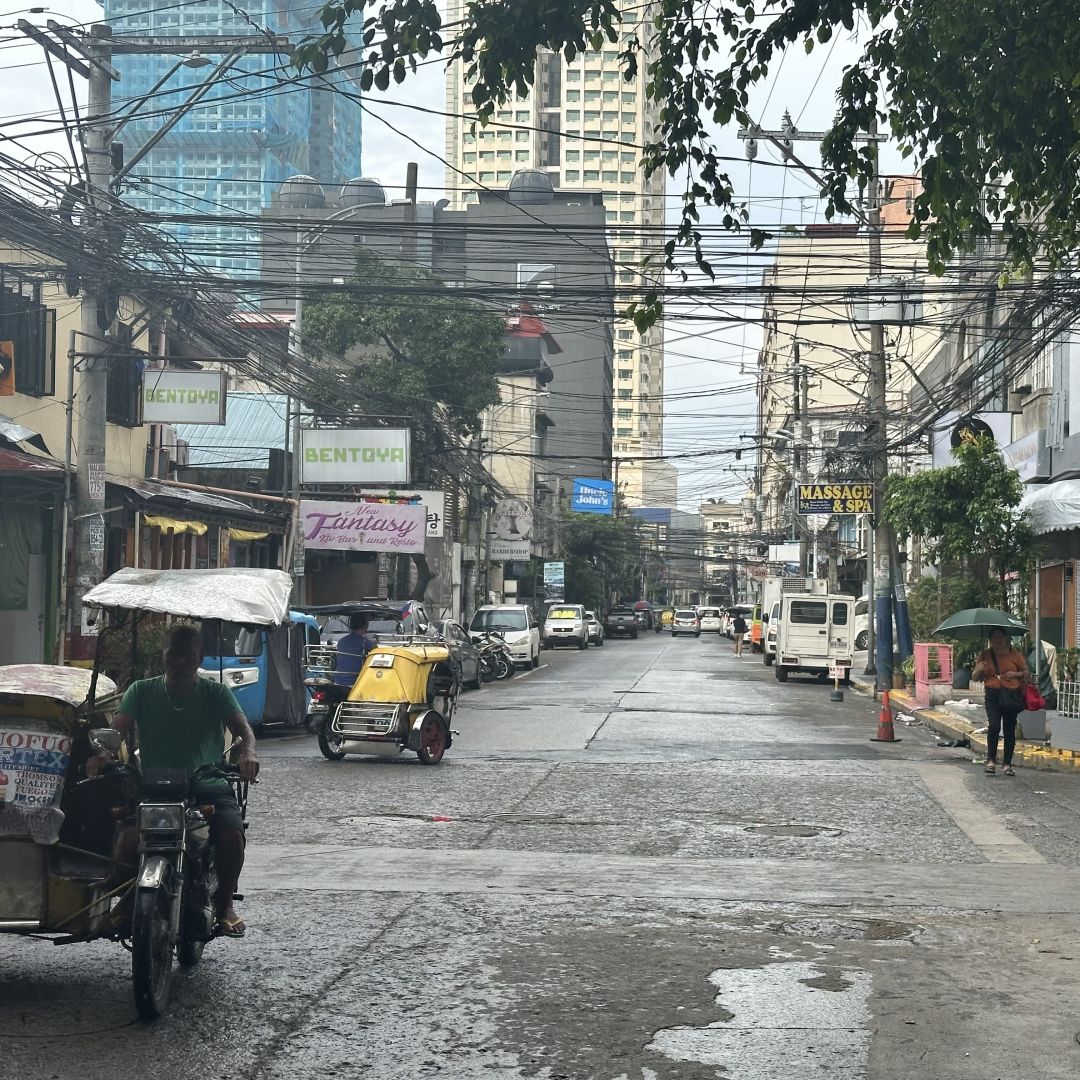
[1023,683,1046,712]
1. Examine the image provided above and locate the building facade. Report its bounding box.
[102,0,362,278]
[444,4,668,505]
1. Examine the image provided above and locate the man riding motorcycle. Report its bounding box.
[89,624,259,938]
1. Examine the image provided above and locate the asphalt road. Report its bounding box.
[5,633,1080,1078]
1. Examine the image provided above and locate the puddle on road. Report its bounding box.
[745,823,843,838]
[648,960,871,1078]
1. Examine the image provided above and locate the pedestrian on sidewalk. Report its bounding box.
[971,627,1029,776]
[732,613,748,658]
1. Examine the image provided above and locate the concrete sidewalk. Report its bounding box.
[850,674,1080,774]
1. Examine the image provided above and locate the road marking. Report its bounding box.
[915,763,1046,864]
[514,664,549,679]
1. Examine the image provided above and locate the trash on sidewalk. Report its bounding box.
[937,737,971,748]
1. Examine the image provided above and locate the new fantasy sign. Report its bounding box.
[570,477,615,515]
[796,482,874,516]
[299,499,426,553]
[353,489,446,537]
[142,370,226,425]
[300,428,410,485]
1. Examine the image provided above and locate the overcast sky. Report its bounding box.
[3,4,904,510]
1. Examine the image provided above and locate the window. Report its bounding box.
[584,90,602,102]
[516,110,530,121]
[602,150,617,161]
[584,110,600,122]
[618,368,632,379]
[516,131,530,142]
[566,70,580,81]
[832,603,848,626]
[497,170,511,180]
[620,171,635,182]
[606,211,616,221]
[617,408,633,419]
[622,112,636,125]
[564,170,580,181]
[603,90,618,103]
[789,600,827,625]
[0,276,55,398]
[565,90,580,102]
[565,149,580,161]
[618,389,632,399]
[621,152,636,163]
[617,426,632,436]
[584,170,599,181]
[497,149,512,159]
[622,92,637,104]
[515,149,530,161]
[566,109,580,122]
[618,330,633,340]
[620,211,635,222]
[602,170,617,182]
[462,152,476,163]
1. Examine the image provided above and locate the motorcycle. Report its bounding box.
[476,631,514,681]
[301,603,459,764]
[0,566,288,1020]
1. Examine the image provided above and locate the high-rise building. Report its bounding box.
[101,0,362,278]
[444,4,672,506]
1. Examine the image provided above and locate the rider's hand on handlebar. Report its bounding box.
[85,750,111,777]
[236,749,260,782]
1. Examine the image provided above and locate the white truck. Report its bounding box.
[761,576,822,666]
[773,589,855,684]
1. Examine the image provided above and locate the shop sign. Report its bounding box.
[142,370,226,424]
[354,489,446,537]
[300,428,410,484]
[571,477,614,515]
[490,538,531,560]
[544,560,565,601]
[299,499,425,553]
[797,481,874,515]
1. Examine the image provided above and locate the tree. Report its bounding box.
[884,435,1036,608]
[559,511,647,611]
[296,1,1080,325]
[303,248,506,598]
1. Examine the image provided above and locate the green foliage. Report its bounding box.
[1057,647,1080,682]
[294,1,1080,327]
[302,249,505,481]
[885,436,1036,608]
[904,574,983,642]
[559,511,646,611]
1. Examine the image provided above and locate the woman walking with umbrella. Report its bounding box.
[934,608,1031,777]
[971,627,1029,776]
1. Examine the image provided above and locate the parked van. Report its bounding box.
[543,603,589,649]
[469,605,541,668]
[774,593,855,683]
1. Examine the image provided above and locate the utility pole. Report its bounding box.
[73,25,115,640]
[865,115,894,691]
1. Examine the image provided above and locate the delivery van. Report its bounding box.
[774,593,855,684]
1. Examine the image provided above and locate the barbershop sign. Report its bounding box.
[299,499,426,554]
[300,428,410,484]
[142,370,226,424]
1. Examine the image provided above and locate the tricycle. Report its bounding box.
[300,601,458,765]
[0,567,290,1021]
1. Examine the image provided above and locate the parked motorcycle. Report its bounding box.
[477,632,514,681]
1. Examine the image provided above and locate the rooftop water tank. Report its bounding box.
[278,175,325,209]
[507,169,554,205]
[340,177,387,208]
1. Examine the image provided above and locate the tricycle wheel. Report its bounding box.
[318,721,347,761]
[416,713,447,765]
[132,887,174,1020]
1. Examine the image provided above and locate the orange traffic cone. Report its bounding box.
[871,689,901,743]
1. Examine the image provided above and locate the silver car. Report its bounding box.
[585,610,605,646]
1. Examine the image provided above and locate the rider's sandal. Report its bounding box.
[1002,765,1016,776]
[215,915,246,938]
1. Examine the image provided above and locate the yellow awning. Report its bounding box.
[143,515,207,536]
[228,528,269,542]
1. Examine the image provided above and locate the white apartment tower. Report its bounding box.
[445,4,674,507]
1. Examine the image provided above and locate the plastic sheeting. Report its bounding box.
[82,567,293,626]
[0,664,118,708]
[1021,479,1080,534]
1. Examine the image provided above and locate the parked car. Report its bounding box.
[723,604,753,639]
[317,600,434,645]
[543,603,589,649]
[672,608,701,637]
[436,619,483,690]
[469,605,541,668]
[697,607,723,633]
[604,606,639,639]
[852,596,899,652]
[585,610,605,646]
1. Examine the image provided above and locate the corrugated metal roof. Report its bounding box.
[0,446,63,477]
[176,393,289,469]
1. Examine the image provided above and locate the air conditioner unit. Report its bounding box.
[174,438,190,468]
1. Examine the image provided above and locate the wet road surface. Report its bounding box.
[5,633,1080,1078]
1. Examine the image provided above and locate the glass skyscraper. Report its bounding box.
[101,0,362,279]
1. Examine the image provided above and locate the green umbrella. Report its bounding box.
[931,607,1028,638]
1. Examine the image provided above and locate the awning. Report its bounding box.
[1020,480,1080,535]
[107,474,285,534]
[143,514,207,535]
[0,414,50,455]
[0,446,63,478]
[229,528,269,542]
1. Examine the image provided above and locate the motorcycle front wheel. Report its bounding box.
[318,721,347,761]
[132,887,174,1020]
[495,655,514,680]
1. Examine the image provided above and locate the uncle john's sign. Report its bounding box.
[299,500,426,554]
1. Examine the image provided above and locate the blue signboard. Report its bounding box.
[570,477,615,515]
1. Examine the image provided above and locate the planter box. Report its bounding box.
[1018,710,1048,741]
[1051,711,1080,752]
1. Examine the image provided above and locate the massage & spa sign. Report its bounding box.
[300,428,410,484]
[796,481,874,516]
[299,499,426,554]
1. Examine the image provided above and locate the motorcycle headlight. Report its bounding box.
[139,804,185,832]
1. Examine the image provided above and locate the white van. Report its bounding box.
[774,593,855,683]
[543,603,589,649]
[469,605,541,668]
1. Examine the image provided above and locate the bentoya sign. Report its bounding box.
[300,428,410,484]
[142,370,226,424]
[299,499,426,553]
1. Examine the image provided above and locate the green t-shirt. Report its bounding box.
[119,676,242,797]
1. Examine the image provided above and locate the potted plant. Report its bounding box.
[951,640,979,690]
[899,654,915,689]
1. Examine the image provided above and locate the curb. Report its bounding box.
[849,677,1080,775]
